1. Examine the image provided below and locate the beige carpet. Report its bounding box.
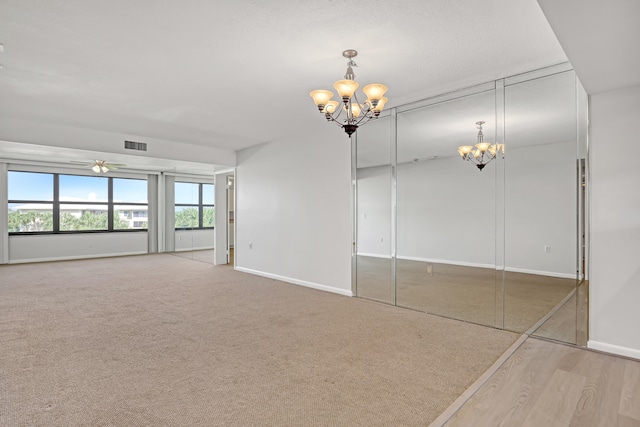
[0,254,518,426]
[356,256,576,333]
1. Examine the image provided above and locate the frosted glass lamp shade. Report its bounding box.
[352,103,363,117]
[475,142,491,153]
[458,146,473,156]
[92,165,101,173]
[310,90,334,106]
[323,100,339,114]
[363,84,388,101]
[333,79,359,99]
[371,97,388,112]
[345,103,363,117]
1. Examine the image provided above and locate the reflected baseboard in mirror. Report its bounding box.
[169,249,215,265]
[356,255,576,334]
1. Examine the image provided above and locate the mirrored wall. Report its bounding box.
[353,64,588,345]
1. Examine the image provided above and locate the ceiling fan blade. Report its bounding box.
[106,163,126,170]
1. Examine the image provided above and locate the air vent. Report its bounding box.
[124,140,147,151]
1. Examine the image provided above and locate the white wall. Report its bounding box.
[396,156,496,267]
[505,141,577,277]
[235,125,352,296]
[8,232,148,263]
[357,141,577,276]
[356,166,391,257]
[589,84,640,359]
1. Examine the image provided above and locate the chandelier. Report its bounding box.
[309,50,388,137]
[457,121,504,171]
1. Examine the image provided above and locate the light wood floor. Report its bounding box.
[437,337,640,427]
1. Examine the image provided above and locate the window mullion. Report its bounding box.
[108,178,114,231]
[199,184,204,228]
[53,174,60,233]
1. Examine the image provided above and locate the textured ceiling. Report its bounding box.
[537,0,640,95]
[0,0,568,157]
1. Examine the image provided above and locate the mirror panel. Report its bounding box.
[355,115,394,304]
[395,89,499,327]
[352,65,588,345]
[503,71,578,338]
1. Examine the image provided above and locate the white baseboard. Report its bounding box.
[504,267,575,279]
[235,267,353,297]
[358,254,575,279]
[588,340,640,360]
[173,246,214,252]
[8,251,148,264]
[396,255,495,270]
[356,252,392,259]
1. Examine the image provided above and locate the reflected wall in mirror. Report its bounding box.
[395,89,499,328]
[352,64,589,345]
[355,115,394,304]
[503,71,578,337]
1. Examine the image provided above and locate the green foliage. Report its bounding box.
[175,207,215,228]
[203,207,215,227]
[8,210,138,232]
[175,207,199,228]
[8,210,53,232]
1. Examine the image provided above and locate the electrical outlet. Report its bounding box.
[544,245,551,253]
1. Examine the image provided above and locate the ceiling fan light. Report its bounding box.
[101,166,109,173]
[92,165,101,173]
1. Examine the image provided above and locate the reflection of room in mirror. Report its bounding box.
[353,66,588,343]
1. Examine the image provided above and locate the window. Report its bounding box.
[113,178,148,230]
[8,172,54,232]
[8,171,148,234]
[59,174,109,231]
[174,182,214,229]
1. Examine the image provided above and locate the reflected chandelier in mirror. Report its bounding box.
[457,121,504,170]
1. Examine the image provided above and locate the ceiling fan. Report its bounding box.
[71,160,126,174]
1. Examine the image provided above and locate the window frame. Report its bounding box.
[8,171,149,235]
[174,181,215,230]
